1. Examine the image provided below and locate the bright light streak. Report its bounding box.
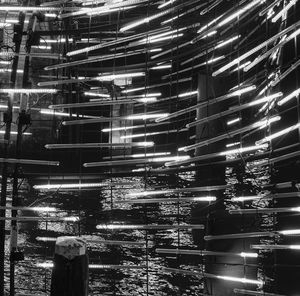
[226,142,241,148]
[272,0,297,23]
[216,275,263,286]
[231,196,263,202]
[256,122,300,145]
[84,92,111,98]
[178,90,198,98]
[150,64,172,70]
[279,229,300,235]
[33,183,110,190]
[158,0,176,9]
[126,113,169,120]
[277,88,300,106]
[217,0,265,28]
[0,88,56,94]
[97,72,145,81]
[227,118,241,125]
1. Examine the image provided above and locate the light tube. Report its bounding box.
[0,206,56,212]
[256,122,300,145]
[0,61,11,65]
[200,30,217,39]
[234,289,284,296]
[136,97,158,103]
[126,113,169,120]
[227,118,241,125]
[0,131,31,136]
[135,33,183,44]
[97,72,145,81]
[180,116,280,152]
[229,207,300,214]
[131,152,171,158]
[272,0,297,23]
[0,88,57,94]
[214,35,240,49]
[45,142,154,149]
[231,196,263,202]
[251,244,300,250]
[158,0,176,9]
[0,158,59,166]
[217,0,265,28]
[156,248,257,258]
[0,6,59,11]
[197,15,224,33]
[114,196,216,204]
[31,45,51,50]
[0,216,79,222]
[213,20,300,76]
[215,275,263,286]
[96,224,204,230]
[120,129,183,139]
[84,92,110,98]
[277,88,300,106]
[83,156,190,167]
[178,90,198,98]
[33,183,110,190]
[166,144,268,167]
[155,85,256,123]
[278,229,300,235]
[45,13,58,17]
[226,142,241,148]
[150,64,172,70]
[126,185,227,197]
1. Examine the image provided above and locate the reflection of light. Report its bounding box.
[33,183,109,190]
[131,152,171,158]
[31,207,56,212]
[31,45,51,50]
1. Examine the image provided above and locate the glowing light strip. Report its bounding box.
[33,183,110,190]
[0,206,56,212]
[217,0,265,28]
[36,262,145,269]
[96,224,204,230]
[272,0,297,23]
[229,207,300,214]
[156,248,258,258]
[251,244,300,250]
[45,142,154,149]
[166,144,268,167]
[114,196,216,204]
[277,88,300,105]
[0,88,57,94]
[126,185,227,197]
[155,85,256,123]
[158,0,176,9]
[187,93,282,128]
[120,129,186,139]
[48,100,136,109]
[0,216,79,222]
[66,27,169,56]
[0,158,59,166]
[180,116,280,152]
[205,229,300,240]
[0,6,60,11]
[234,289,284,296]
[83,156,190,167]
[256,122,300,145]
[213,20,300,76]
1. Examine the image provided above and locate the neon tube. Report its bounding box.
[45,142,154,149]
[114,196,216,204]
[96,224,204,230]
